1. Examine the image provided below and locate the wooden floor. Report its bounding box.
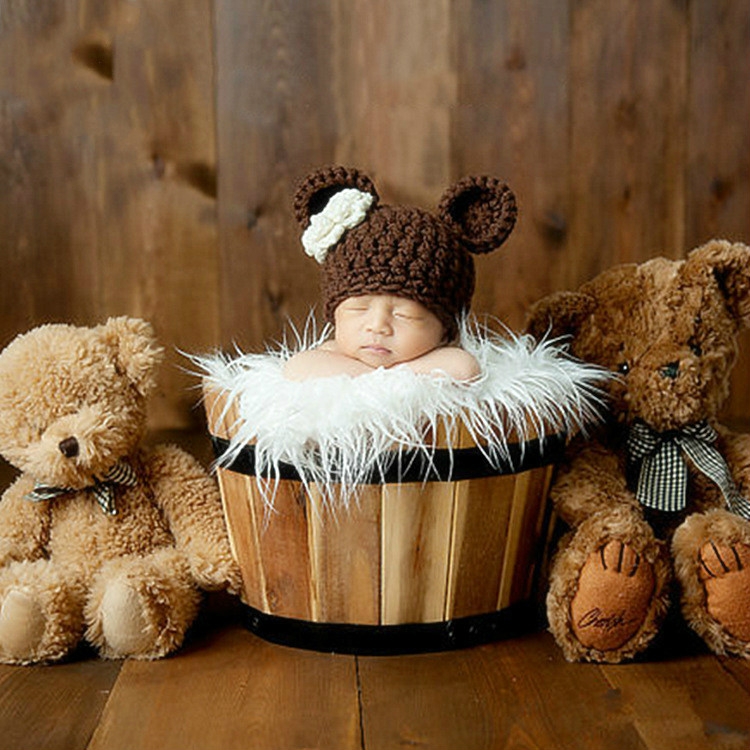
[2,435,750,750]
[0,594,749,750]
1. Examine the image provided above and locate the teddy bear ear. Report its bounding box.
[683,240,750,326]
[293,165,380,229]
[437,176,517,255]
[525,290,596,343]
[98,317,164,396]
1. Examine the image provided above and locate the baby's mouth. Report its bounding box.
[362,343,391,355]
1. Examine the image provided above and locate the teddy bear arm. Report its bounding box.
[716,427,750,497]
[551,440,638,527]
[142,445,240,592]
[0,475,50,566]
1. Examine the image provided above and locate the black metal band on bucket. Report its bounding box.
[209,431,567,483]
[240,601,541,655]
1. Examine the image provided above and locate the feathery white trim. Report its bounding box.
[191,316,609,508]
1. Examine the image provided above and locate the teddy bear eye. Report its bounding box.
[690,341,702,357]
[617,362,630,375]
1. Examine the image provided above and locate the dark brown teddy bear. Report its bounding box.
[526,239,750,662]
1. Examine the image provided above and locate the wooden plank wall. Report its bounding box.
[1,0,748,430]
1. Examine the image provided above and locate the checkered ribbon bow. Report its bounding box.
[25,460,138,516]
[627,420,750,519]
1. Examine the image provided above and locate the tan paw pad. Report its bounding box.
[699,541,750,642]
[570,540,655,651]
[0,589,46,659]
[100,580,152,656]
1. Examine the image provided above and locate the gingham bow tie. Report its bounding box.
[627,420,750,519]
[25,460,138,516]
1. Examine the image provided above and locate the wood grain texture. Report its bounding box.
[93,0,219,429]
[1,613,750,750]
[218,469,268,609]
[686,0,750,423]
[498,464,553,608]
[0,2,105,340]
[0,0,219,430]
[203,386,269,609]
[307,484,382,624]
[356,632,658,750]
[601,655,750,750]
[445,474,516,619]
[380,480,456,625]
[251,479,313,619]
[685,0,750,246]
[2,0,749,426]
[214,0,338,352]
[0,658,122,750]
[567,0,689,284]
[452,0,571,329]
[329,0,454,202]
[87,627,362,750]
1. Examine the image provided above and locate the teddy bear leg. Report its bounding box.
[98,579,153,656]
[673,508,750,658]
[547,507,671,663]
[86,548,201,660]
[0,561,86,664]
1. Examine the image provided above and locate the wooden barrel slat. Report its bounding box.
[307,485,382,624]
[380,480,456,625]
[445,474,517,620]
[215,468,267,610]
[204,386,268,610]
[501,463,555,607]
[250,480,313,619]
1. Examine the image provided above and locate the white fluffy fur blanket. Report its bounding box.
[193,318,608,506]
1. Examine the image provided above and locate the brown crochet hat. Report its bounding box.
[293,166,517,340]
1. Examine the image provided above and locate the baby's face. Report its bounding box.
[333,295,445,368]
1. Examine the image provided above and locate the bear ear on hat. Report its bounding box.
[438,176,517,255]
[293,165,380,229]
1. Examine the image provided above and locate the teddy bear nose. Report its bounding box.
[58,436,80,458]
[660,361,680,380]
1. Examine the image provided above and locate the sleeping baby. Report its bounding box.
[283,166,517,382]
[283,294,480,381]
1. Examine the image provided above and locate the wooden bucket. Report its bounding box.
[204,386,562,654]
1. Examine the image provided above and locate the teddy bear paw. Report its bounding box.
[698,541,750,642]
[0,589,46,660]
[100,580,153,657]
[570,540,656,652]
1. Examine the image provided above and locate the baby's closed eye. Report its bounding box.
[394,311,421,321]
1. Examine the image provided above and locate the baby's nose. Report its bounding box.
[366,310,392,332]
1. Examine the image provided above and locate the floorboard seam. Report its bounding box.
[83,660,125,750]
[715,655,750,693]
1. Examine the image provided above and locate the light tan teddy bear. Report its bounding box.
[0,317,240,664]
[526,239,750,663]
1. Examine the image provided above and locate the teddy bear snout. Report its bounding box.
[660,361,680,380]
[58,436,80,459]
[21,406,131,486]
